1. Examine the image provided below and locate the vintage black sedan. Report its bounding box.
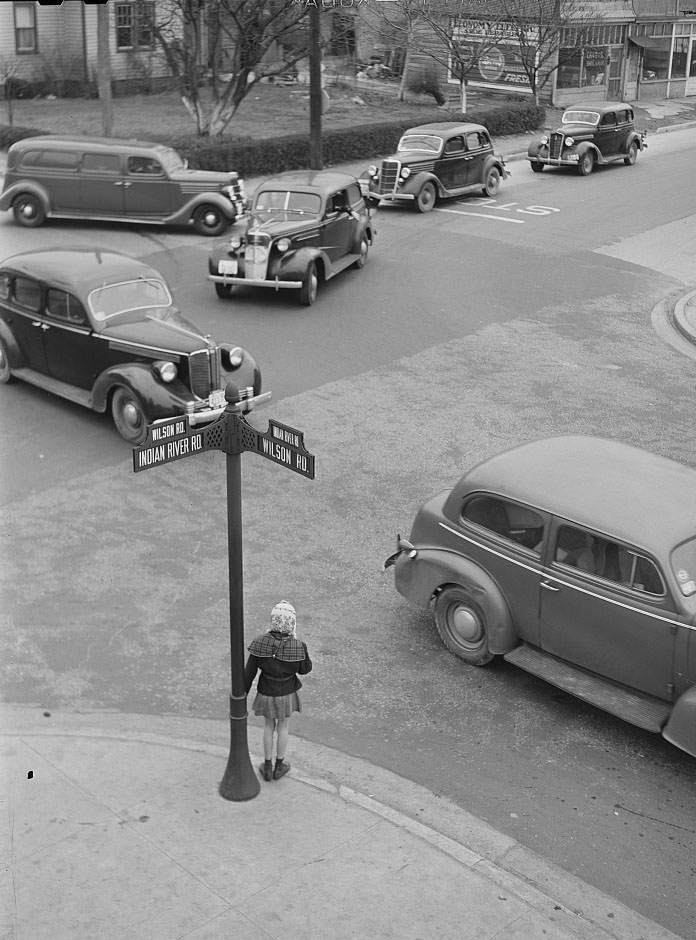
[527,102,647,176]
[0,248,261,443]
[385,436,696,759]
[208,170,375,306]
[363,122,508,212]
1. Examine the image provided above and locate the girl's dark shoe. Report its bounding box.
[273,759,290,780]
[260,760,273,782]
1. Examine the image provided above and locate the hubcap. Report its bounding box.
[22,202,36,218]
[451,605,481,643]
[122,402,141,428]
[204,212,218,227]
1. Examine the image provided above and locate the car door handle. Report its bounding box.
[113,180,123,186]
[541,580,560,592]
[123,181,132,188]
[31,320,50,331]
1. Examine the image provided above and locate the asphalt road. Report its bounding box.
[2,129,696,937]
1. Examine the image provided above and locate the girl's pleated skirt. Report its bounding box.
[252,691,301,719]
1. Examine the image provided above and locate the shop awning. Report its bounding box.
[628,35,672,51]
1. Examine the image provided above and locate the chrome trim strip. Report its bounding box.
[437,521,694,632]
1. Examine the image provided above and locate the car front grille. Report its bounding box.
[378,160,400,194]
[189,349,215,398]
[549,133,564,160]
[247,232,271,248]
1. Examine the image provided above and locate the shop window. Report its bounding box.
[671,37,689,78]
[557,48,582,87]
[14,1,37,54]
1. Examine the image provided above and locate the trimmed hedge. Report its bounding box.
[0,102,545,176]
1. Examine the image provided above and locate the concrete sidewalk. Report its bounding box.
[1,707,683,940]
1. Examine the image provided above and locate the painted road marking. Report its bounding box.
[437,201,561,224]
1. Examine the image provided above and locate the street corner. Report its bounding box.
[669,287,696,347]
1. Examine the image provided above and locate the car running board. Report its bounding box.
[325,253,362,279]
[504,644,671,733]
[12,367,93,409]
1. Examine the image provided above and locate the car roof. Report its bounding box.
[563,103,632,113]
[8,135,175,155]
[0,248,168,295]
[456,435,696,552]
[257,170,360,193]
[402,122,487,136]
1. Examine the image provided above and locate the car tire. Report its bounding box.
[12,194,46,228]
[530,161,544,173]
[192,204,228,237]
[299,261,318,306]
[434,585,494,666]
[416,182,436,213]
[353,236,369,269]
[215,282,234,299]
[578,151,595,177]
[482,167,501,196]
[111,386,149,444]
[624,142,639,166]
[0,336,13,383]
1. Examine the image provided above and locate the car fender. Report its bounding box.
[166,193,239,227]
[91,362,195,417]
[350,218,374,252]
[662,685,696,759]
[276,246,330,281]
[0,180,51,214]
[482,154,509,181]
[627,130,646,151]
[394,547,515,653]
[527,140,546,159]
[574,141,600,160]
[0,319,24,368]
[401,170,443,198]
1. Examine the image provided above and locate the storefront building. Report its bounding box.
[626,11,696,99]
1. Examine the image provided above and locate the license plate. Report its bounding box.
[218,259,238,275]
[208,388,226,408]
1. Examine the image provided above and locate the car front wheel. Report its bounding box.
[434,586,494,666]
[299,261,318,306]
[416,182,436,213]
[624,142,639,166]
[530,160,544,173]
[13,194,46,228]
[192,204,227,237]
[215,282,234,299]
[578,151,595,176]
[111,387,148,444]
[482,167,501,196]
[0,336,13,383]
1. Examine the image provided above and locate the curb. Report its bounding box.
[670,289,696,346]
[1,706,684,940]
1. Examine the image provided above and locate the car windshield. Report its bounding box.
[397,134,443,153]
[562,110,599,126]
[254,190,321,216]
[671,538,696,597]
[88,277,173,321]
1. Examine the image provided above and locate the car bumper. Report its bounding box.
[532,154,580,166]
[208,273,302,290]
[369,191,415,204]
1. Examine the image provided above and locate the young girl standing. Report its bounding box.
[244,600,313,781]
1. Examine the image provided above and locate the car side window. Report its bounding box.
[616,109,630,124]
[46,289,87,325]
[346,182,362,206]
[554,524,665,596]
[599,113,616,127]
[462,495,544,553]
[465,132,482,151]
[0,274,10,300]
[82,152,121,174]
[13,277,41,311]
[127,156,163,176]
[328,190,348,214]
[444,136,464,154]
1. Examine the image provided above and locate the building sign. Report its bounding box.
[451,19,539,93]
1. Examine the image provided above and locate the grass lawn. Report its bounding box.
[3,81,474,141]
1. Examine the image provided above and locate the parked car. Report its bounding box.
[208,170,375,306]
[527,102,647,176]
[384,435,696,759]
[0,136,246,235]
[363,122,508,212]
[0,248,261,443]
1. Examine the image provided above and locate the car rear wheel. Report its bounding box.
[624,142,639,166]
[482,167,501,196]
[299,261,318,306]
[111,387,148,444]
[416,182,436,213]
[353,236,369,269]
[578,151,595,176]
[434,586,494,666]
[215,282,234,299]
[13,194,46,228]
[530,161,544,173]
[192,204,227,237]
[0,337,13,383]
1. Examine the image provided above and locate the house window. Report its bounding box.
[115,2,155,51]
[14,2,37,54]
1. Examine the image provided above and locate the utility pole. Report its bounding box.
[96,2,113,137]
[309,3,322,170]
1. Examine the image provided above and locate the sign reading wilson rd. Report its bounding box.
[257,418,315,479]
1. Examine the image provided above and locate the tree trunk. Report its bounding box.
[398,43,412,102]
[96,5,113,137]
[460,79,467,113]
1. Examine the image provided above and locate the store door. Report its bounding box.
[686,38,696,96]
[607,46,623,99]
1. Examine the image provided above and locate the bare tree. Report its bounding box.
[153,0,318,137]
[0,59,18,127]
[361,0,428,101]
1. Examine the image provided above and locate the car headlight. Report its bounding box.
[229,235,242,249]
[276,238,291,253]
[400,167,411,179]
[221,345,244,370]
[368,164,378,177]
[540,135,548,145]
[564,137,574,147]
[153,360,177,383]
